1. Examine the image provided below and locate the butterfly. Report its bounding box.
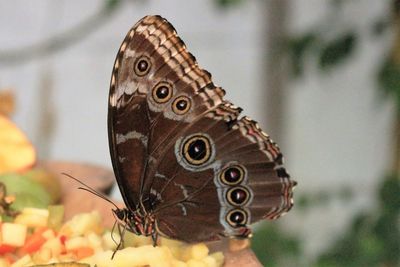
[107,15,296,244]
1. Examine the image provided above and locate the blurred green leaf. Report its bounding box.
[371,17,391,37]
[215,0,243,8]
[105,0,121,10]
[373,214,400,264]
[296,194,311,209]
[288,33,317,76]
[294,186,354,211]
[252,222,301,267]
[319,32,357,70]
[316,190,330,204]
[313,175,400,266]
[378,57,400,112]
[330,0,345,7]
[338,186,353,201]
[378,174,400,212]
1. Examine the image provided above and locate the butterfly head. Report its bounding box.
[113,207,129,222]
[113,208,156,238]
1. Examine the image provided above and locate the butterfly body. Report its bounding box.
[112,207,156,240]
[108,15,296,243]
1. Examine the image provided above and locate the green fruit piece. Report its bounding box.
[1,214,14,222]
[12,192,49,210]
[0,173,52,211]
[24,168,62,204]
[47,205,64,230]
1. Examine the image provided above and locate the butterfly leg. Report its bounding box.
[112,223,126,259]
[220,227,253,240]
[151,231,158,247]
[234,227,253,239]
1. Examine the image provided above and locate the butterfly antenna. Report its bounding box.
[61,173,119,210]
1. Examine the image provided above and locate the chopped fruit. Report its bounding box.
[10,254,32,266]
[59,211,102,237]
[47,205,65,230]
[41,236,64,256]
[0,255,14,265]
[65,237,88,251]
[0,115,35,174]
[86,232,102,250]
[31,246,51,264]
[0,208,224,267]
[19,229,47,254]
[21,208,49,217]
[180,243,209,261]
[0,245,15,254]
[123,231,152,247]
[70,246,94,260]
[42,229,56,240]
[101,231,120,250]
[14,208,49,228]
[1,223,27,247]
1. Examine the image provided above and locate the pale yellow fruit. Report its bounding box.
[14,208,49,228]
[81,246,174,267]
[59,211,103,237]
[10,254,33,267]
[41,238,63,259]
[0,258,9,267]
[1,222,27,247]
[0,115,36,174]
[180,243,209,261]
[65,236,88,251]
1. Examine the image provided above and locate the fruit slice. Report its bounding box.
[1,222,27,247]
[0,173,52,211]
[47,205,64,230]
[24,169,62,203]
[14,208,50,228]
[0,115,36,174]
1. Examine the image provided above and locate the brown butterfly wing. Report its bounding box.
[109,15,296,242]
[150,103,295,242]
[109,15,225,209]
[108,22,150,210]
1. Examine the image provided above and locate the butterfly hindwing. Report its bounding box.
[149,103,295,241]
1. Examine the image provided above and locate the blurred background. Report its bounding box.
[1,0,399,266]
